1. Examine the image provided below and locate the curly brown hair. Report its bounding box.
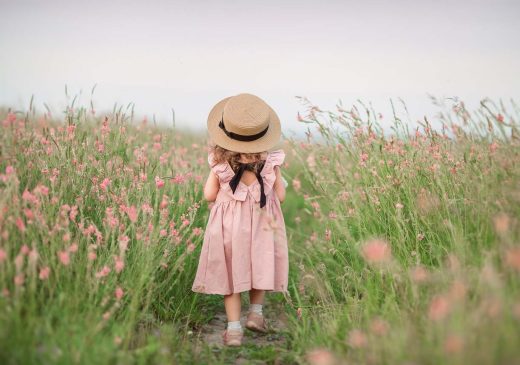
[211,144,268,174]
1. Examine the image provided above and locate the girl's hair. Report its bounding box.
[210,144,267,174]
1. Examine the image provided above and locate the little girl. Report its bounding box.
[191,93,289,347]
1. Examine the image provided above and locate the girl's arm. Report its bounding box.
[273,166,286,203]
[203,170,219,202]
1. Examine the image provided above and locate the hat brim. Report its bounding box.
[207,96,282,153]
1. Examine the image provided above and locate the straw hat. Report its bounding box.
[207,93,282,153]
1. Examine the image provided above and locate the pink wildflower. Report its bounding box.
[119,235,130,252]
[305,348,337,365]
[95,265,111,278]
[505,247,520,272]
[114,256,125,273]
[307,154,316,168]
[96,141,105,153]
[24,209,34,220]
[159,195,169,209]
[34,184,49,196]
[6,112,16,123]
[28,249,39,265]
[20,244,30,255]
[359,152,369,167]
[70,207,80,221]
[39,266,50,280]
[115,286,124,300]
[155,176,165,189]
[0,248,6,263]
[370,317,389,336]
[126,206,138,223]
[340,191,350,201]
[58,250,70,265]
[187,242,196,253]
[489,142,498,153]
[448,280,466,302]
[493,212,510,235]
[141,203,153,215]
[14,273,25,286]
[22,190,38,205]
[348,329,367,348]
[172,174,186,184]
[14,254,24,270]
[105,207,119,228]
[428,295,451,321]
[361,238,392,264]
[410,265,429,283]
[292,179,301,191]
[15,217,26,233]
[100,178,111,191]
[444,334,464,354]
[66,124,76,137]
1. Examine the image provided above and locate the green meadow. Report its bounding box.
[1,96,519,364]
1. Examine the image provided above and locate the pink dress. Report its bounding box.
[191,149,289,295]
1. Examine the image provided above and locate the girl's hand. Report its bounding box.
[273,166,286,203]
[281,176,288,188]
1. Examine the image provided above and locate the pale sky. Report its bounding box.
[1,0,519,135]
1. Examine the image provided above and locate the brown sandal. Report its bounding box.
[245,311,269,333]
[222,328,243,346]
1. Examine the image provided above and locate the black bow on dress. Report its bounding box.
[228,161,267,208]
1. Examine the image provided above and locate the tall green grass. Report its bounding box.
[0,104,218,364]
[283,97,520,365]
[1,96,519,364]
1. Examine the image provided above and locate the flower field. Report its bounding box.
[1,97,519,364]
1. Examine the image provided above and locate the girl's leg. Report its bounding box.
[246,289,268,332]
[224,293,242,321]
[249,289,265,315]
[249,288,265,305]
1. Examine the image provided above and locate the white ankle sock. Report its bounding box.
[250,303,263,315]
[227,320,242,331]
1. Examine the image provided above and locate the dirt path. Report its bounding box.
[192,297,291,362]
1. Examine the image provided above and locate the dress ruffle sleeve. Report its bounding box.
[260,149,285,195]
[208,152,234,183]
